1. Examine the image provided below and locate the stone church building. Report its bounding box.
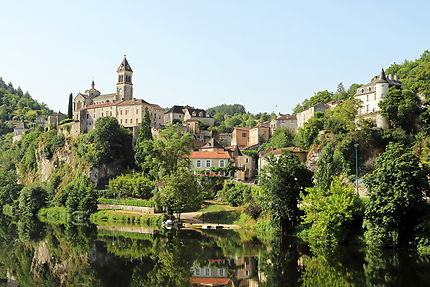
[72,56,164,139]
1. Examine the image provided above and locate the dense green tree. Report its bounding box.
[63,174,98,219]
[135,107,153,167]
[67,93,73,119]
[379,87,421,132]
[295,112,325,150]
[18,184,47,217]
[259,151,313,232]
[207,104,246,116]
[135,124,194,180]
[363,142,428,247]
[0,170,22,207]
[268,127,295,148]
[314,142,347,190]
[155,168,201,220]
[93,116,133,166]
[300,177,363,245]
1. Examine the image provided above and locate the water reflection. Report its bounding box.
[0,215,429,286]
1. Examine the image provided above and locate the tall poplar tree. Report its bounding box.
[68,93,73,119]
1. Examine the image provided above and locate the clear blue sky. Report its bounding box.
[1,0,429,114]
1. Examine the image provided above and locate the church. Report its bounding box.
[72,56,165,139]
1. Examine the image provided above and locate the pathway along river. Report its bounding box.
[0,216,429,286]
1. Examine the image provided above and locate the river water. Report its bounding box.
[0,216,429,286]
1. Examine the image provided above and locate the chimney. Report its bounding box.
[373,76,377,80]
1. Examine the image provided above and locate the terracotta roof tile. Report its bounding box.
[189,150,231,159]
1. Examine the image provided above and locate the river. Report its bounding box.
[0,216,429,286]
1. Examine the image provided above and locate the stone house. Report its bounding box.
[270,113,297,134]
[48,113,67,129]
[217,133,231,146]
[164,105,214,126]
[231,127,249,148]
[12,122,29,142]
[248,122,270,146]
[296,102,330,128]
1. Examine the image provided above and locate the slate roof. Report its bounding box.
[166,105,185,114]
[276,113,296,120]
[117,56,133,72]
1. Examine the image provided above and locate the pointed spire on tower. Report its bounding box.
[379,68,387,81]
[117,55,133,72]
[91,80,95,89]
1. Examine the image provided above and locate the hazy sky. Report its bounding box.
[1,0,429,114]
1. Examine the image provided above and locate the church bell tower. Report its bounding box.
[116,55,133,100]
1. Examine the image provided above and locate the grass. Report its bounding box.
[90,209,162,227]
[98,197,155,207]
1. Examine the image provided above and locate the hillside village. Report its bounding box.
[9,55,408,185]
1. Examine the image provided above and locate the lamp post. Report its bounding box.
[354,143,359,195]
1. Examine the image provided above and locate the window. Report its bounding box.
[195,268,200,276]
[120,110,123,115]
[136,109,138,114]
[93,114,95,118]
[219,160,225,167]
[86,114,89,119]
[136,118,138,123]
[125,119,128,123]
[218,269,225,276]
[374,94,376,100]
[120,119,123,124]
[366,105,369,113]
[196,160,201,168]
[205,268,210,276]
[101,112,103,117]
[110,111,112,116]
[242,133,246,137]
[125,110,128,115]
[245,158,249,163]
[366,95,369,101]
[206,160,211,168]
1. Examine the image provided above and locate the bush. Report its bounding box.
[109,173,155,199]
[42,130,65,160]
[300,177,363,245]
[97,197,155,207]
[217,180,262,207]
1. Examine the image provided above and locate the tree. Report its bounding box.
[259,151,313,232]
[269,127,295,148]
[135,124,194,180]
[63,173,98,219]
[295,112,325,150]
[363,142,429,247]
[68,93,73,119]
[336,82,346,95]
[155,168,201,220]
[135,107,153,167]
[314,142,346,191]
[300,177,363,245]
[379,87,421,132]
[18,184,47,217]
[0,170,22,207]
[93,116,133,166]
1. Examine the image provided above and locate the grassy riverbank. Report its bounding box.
[90,210,162,227]
[98,197,155,207]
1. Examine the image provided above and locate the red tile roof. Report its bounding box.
[190,277,231,286]
[83,101,121,110]
[189,150,231,159]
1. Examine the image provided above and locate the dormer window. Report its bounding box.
[199,112,203,117]
[361,89,364,93]
[192,112,196,116]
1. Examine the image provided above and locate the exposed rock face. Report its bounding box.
[89,163,122,187]
[306,150,320,171]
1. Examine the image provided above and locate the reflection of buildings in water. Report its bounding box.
[190,257,259,287]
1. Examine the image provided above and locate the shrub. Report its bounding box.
[109,173,155,199]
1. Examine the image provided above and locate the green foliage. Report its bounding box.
[217,180,261,207]
[300,177,363,245]
[108,173,155,199]
[58,118,72,125]
[0,170,22,207]
[379,87,421,132]
[269,127,294,148]
[18,184,47,217]
[363,142,429,247]
[135,124,194,180]
[207,104,246,116]
[90,210,162,227]
[155,168,202,220]
[259,151,313,232]
[314,142,347,191]
[93,116,133,166]
[98,197,155,207]
[53,173,97,220]
[0,77,51,123]
[67,93,73,119]
[295,112,325,150]
[41,130,65,160]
